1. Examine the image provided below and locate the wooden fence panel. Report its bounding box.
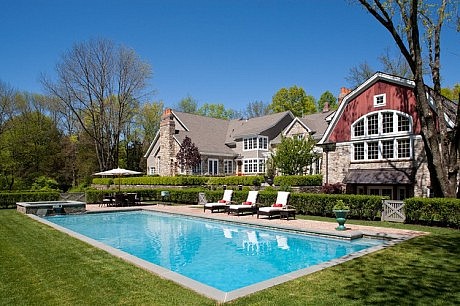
[381,200,405,223]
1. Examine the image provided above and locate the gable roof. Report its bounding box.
[226,111,294,142]
[317,72,457,145]
[299,110,335,140]
[172,111,235,156]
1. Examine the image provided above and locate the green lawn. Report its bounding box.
[1,210,459,305]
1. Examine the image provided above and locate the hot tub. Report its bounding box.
[16,200,86,216]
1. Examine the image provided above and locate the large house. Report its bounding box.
[145,72,457,200]
[145,109,295,176]
[318,72,457,199]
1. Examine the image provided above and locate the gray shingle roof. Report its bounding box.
[172,111,235,156]
[300,111,334,140]
[226,111,293,142]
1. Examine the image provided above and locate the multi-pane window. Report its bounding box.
[354,143,364,160]
[382,112,394,133]
[353,119,365,137]
[223,160,233,174]
[367,114,378,135]
[243,159,266,173]
[398,114,410,132]
[367,141,379,160]
[382,140,394,159]
[397,138,411,158]
[351,111,413,161]
[243,136,268,151]
[374,94,386,107]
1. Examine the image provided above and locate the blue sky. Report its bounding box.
[1,0,458,112]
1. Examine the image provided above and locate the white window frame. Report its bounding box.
[243,136,268,151]
[373,94,386,107]
[243,158,266,174]
[208,159,218,175]
[223,159,234,174]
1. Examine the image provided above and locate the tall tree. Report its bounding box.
[0,111,64,189]
[42,38,152,171]
[345,61,375,88]
[271,136,317,175]
[269,86,317,117]
[176,136,201,175]
[357,0,459,198]
[318,91,338,112]
[196,103,239,119]
[176,95,198,113]
[0,80,16,133]
[245,100,271,118]
[441,84,460,102]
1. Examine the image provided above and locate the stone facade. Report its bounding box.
[158,109,177,176]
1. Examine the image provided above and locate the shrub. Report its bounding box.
[320,182,344,194]
[405,197,460,227]
[274,175,322,186]
[0,191,60,209]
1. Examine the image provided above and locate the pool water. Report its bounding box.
[46,211,384,292]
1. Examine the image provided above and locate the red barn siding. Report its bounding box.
[329,81,421,142]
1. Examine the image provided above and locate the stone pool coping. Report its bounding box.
[29,204,426,302]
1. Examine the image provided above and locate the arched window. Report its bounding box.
[351,111,413,161]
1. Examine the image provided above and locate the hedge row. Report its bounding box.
[274,175,322,187]
[206,176,265,186]
[0,192,60,208]
[405,197,460,227]
[93,176,209,187]
[86,188,382,220]
[93,175,323,187]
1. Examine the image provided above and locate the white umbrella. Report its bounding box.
[94,167,142,191]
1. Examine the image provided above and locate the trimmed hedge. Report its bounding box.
[274,175,322,186]
[0,191,60,209]
[405,197,460,227]
[93,176,209,187]
[206,176,264,186]
[93,175,322,187]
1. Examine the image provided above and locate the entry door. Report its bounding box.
[208,159,218,175]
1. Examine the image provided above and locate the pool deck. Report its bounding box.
[50,204,425,302]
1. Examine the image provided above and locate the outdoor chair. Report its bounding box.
[114,193,127,207]
[227,190,259,216]
[203,189,233,213]
[257,191,292,219]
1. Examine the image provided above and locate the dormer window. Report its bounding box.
[374,94,386,107]
[243,136,268,151]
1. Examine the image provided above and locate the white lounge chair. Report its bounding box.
[227,190,259,216]
[203,189,233,213]
[257,191,291,219]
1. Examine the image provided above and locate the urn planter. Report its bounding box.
[333,209,349,231]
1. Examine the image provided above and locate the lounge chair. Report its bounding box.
[257,191,291,219]
[203,189,233,213]
[227,190,259,216]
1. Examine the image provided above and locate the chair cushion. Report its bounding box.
[273,203,283,207]
[218,200,227,203]
[243,201,252,205]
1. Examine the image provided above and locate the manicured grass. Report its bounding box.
[1,210,459,305]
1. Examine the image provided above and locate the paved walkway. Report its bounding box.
[86,203,425,240]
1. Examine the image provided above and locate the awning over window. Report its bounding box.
[343,169,413,184]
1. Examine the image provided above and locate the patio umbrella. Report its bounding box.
[93,167,142,191]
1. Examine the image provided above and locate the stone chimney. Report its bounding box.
[322,102,330,112]
[338,87,351,105]
[159,108,176,176]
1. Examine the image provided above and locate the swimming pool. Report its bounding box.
[45,210,387,298]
